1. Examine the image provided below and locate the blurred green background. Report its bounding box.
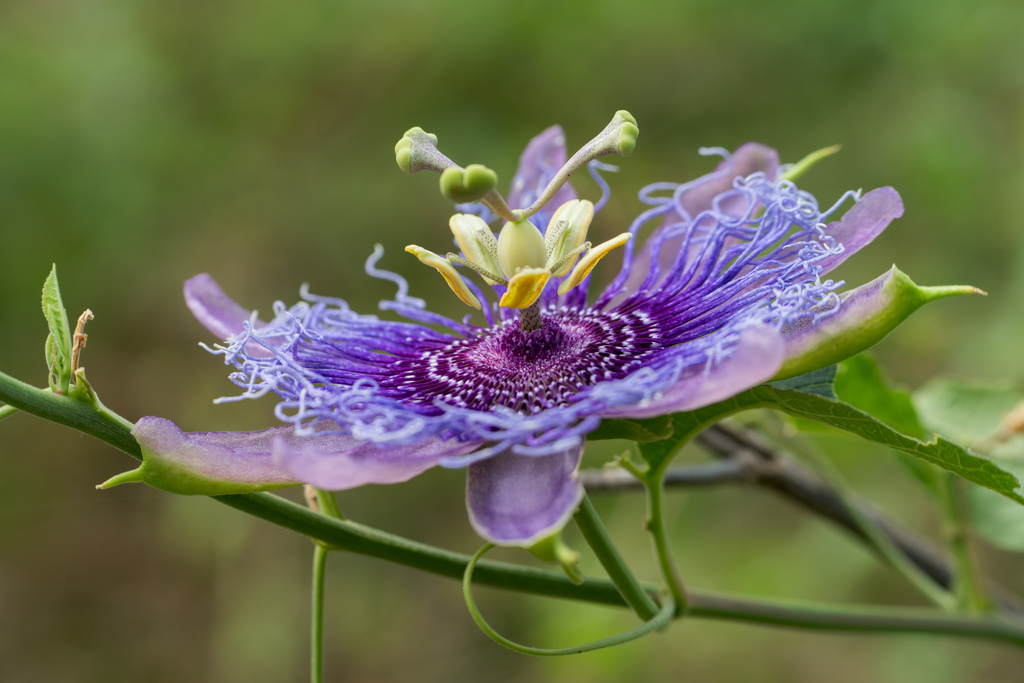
[2,0,1024,680]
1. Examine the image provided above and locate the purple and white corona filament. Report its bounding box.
[129,113,922,547]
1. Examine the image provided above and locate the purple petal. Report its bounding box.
[185,273,275,357]
[507,125,578,215]
[817,187,904,275]
[671,143,779,221]
[620,143,779,296]
[600,326,785,419]
[275,434,482,490]
[466,444,584,546]
[775,266,978,380]
[184,273,266,340]
[129,417,300,494]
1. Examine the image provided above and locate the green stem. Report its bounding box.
[937,471,990,613]
[215,493,1024,648]
[644,476,687,613]
[688,591,1023,645]
[0,404,18,421]
[0,368,140,457]
[573,494,661,621]
[5,367,1024,647]
[315,488,344,520]
[311,543,328,683]
[463,543,675,656]
[309,489,340,683]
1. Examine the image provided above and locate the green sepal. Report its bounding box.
[98,462,294,497]
[98,447,297,496]
[529,532,583,584]
[98,417,301,496]
[41,265,73,394]
[774,266,983,382]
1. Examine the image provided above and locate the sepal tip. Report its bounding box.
[529,532,584,584]
[97,466,145,490]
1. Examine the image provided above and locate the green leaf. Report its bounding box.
[41,265,73,394]
[647,383,1023,504]
[834,355,937,492]
[624,362,1022,505]
[913,380,1019,445]
[914,380,1024,550]
[638,401,752,475]
[587,415,674,442]
[768,364,838,399]
[835,355,924,439]
[748,384,1023,504]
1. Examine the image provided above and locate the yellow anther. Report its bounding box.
[405,245,482,309]
[545,199,595,277]
[499,268,551,309]
[558,233,632,295]
[449,214,504,285]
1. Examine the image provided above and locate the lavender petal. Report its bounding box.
[600,326,785,419]
[620,143,779,296]
[275,433,482,490]
[184,273,264,340]
[113,416,302,495]
[817,187,904,275]
[466,444,584,546]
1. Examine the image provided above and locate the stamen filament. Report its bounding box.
[447,253,508,286]
[547,242,591,278]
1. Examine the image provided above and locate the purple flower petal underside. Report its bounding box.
[274,433,482,490]
[132,416,299,491]
[466,443,584,546]
[599,325,784,419]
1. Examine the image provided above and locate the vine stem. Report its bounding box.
[309,487,343,682]
[462,543,675,656]
[4,368,1024,647]
[573,494,661,621]
[311,544,328,683]
[644,476,687,613]
[937,472,990,612]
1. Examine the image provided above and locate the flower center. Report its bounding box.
[384,309,664,414]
